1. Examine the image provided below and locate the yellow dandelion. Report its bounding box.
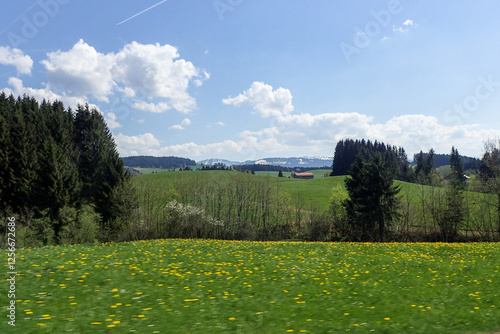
[228,317,235,320]
[384,317,390,321]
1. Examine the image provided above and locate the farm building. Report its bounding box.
[291,172,314,179]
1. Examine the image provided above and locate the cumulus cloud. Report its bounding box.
[41,39,115,102]
[2,77,92,108]
[132,101,171,113]
[0,46,33,75]
[114,131,242,157]
[223,81,294,118]
[112,41,199,112]
[37,39,203,112]
[113,111,500,159]
[113,81,500,159]
[222,82,499,158]
[105,112,122,129]
[114,132,161,156]
[169,118,191,130]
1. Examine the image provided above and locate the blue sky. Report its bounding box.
[1,0,500,161]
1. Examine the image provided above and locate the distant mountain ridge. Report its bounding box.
[198,157,333,168]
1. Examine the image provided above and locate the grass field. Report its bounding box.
[4,239,499,333]
[133,169,494,217]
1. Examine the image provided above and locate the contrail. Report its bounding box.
[117,0,168,26]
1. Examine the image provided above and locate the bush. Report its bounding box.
[59,205,100,244]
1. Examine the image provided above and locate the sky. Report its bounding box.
[1,0,500,162]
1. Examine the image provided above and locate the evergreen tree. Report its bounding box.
[450,146,466,189]
[331,138,411,181]
[414,148,436,185]
[343,150,401,241]
[75,104,128,223]
[7,96,39,213]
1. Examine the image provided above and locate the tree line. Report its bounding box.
[0,93,133,246]
[122,156,196,169]
[331,139,413,181]
[331,139,500,242]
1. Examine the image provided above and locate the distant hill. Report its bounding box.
[122,156,196,169]
[197,158,241,166]
[198,156,333,168]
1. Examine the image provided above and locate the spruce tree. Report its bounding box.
[343,150,400,241]
[450,146,466,189]
[75,104,128,223]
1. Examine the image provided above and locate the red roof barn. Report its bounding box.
[291,172,314,179]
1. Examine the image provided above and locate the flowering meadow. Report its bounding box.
[3,240,500,333]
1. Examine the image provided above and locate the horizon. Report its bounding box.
[2,1,500,161]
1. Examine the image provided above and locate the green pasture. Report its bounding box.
[4,240,499,333]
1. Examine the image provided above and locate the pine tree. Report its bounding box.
[343,150,400,241]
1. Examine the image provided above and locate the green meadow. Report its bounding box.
[3,239,499,333]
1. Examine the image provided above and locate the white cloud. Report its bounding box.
[2,77,92,108]
[169,118,191,130]
[223,82,499,158]
[155,140,243,157]
[41,39,116,102]
[105,112,121,129]
[114,132,161,156]
[112,41,199,112]
[132,100,170,113]
[393,19,416,33]
[36,39,203,112]
[217,121,225,126]
[113,110,500,159]
[223,81,294,118]
[169,124,185,130]
[0,46,33,75]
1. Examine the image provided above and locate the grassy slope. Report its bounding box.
[133,170,495,223]
[133,170,450,209]
[5,240,500,333]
